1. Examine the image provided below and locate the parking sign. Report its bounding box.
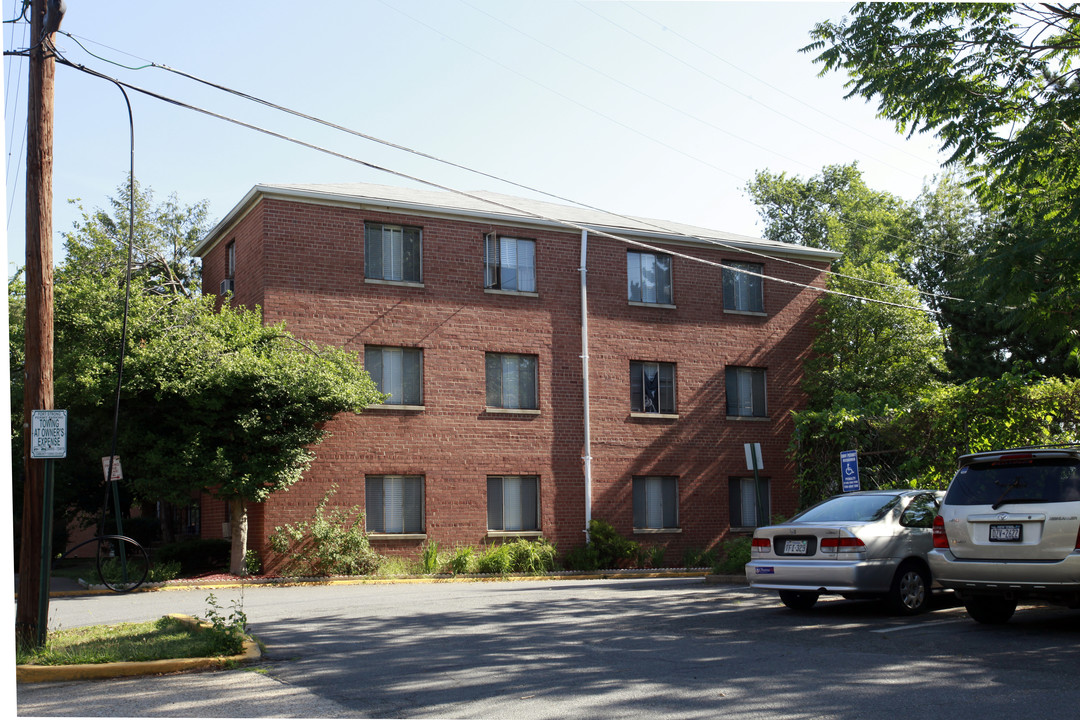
[840,450,860,492]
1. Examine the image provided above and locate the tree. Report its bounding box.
[746,164,946,407]
[12,180,383,575]
[806,3,1080,376]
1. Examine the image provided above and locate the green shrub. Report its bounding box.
[199,592,247,656]
[475,543,513,574]
[268,487,383,576]
[419,541,440,574]
[506,538,557,574]
[649,545,666,568]
[244,549,262,576]
[683,547,718,568]
[448,546,474,575]
[561,520,638,571]
[713,536,751,575]
[154,539,231,575]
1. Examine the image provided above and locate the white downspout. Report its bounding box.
[580,229,593,544]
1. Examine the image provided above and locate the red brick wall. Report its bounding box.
[200,195,829,566]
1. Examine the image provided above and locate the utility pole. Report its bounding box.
[17,0,57,648]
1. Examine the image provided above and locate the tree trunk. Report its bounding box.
[228,497,248,576]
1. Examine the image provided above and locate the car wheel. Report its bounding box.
[778,590,819,610]
[888,561,931,616]
[964,596,1017,624]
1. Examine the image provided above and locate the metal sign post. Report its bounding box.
[745,443,767,526]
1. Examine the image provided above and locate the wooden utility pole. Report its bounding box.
[16,0,57,647]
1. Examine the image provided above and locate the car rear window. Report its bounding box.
[945,458,1080,507]
[790,494,901,523]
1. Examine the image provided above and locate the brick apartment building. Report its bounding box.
[192,182,838,564]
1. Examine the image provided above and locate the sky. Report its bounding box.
[3,1,948,276]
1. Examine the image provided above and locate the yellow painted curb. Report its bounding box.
[16,614,260,684]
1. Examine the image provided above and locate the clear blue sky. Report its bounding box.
[3,1,946,275]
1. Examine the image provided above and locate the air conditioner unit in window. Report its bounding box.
[220,278,234,295]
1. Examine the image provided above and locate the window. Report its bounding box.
[226,241,236,279]
[365,346,423,406]
[630,361,675,414]
[486,353,538,410]
[365,222,422,283]
[725,367,766,417]
[627,251,672,304]
[485,235,536,292]
[487,476,539,531]
[366,476,424,534]
[730,477,770,528]
[633,476,679,529]
[900,493,940,529]
[722,261,764,313]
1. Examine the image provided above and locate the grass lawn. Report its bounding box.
[16,616,244,666]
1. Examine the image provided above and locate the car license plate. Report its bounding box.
[784,539,808,555]
[989,523,1022,542]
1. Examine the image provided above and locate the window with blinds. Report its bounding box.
[627,250,673,304]
[729,476,770,528]
[366,476,425,534]
[725,366,767,418]
[722,261,764,313]
[365,346,423,406]
[487,476,539,532]
[485,353,538,410]
[632,476,679,529]
[365,222,422,283]
[485,235,536,292]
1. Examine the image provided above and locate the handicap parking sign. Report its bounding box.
[840,450,860,492]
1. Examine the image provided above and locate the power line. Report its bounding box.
[51,55,952,316]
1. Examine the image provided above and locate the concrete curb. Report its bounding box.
[16,614,261,684]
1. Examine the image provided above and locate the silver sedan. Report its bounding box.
[745,489,943,614]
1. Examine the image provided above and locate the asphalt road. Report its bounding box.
[15,577,1080,718]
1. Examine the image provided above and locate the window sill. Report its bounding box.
[368,533,427,540]
[633,528,683,535]
[366,404,426,412]
[364,278,424,288]
[485,288,539,298]
[726,415,770,422]
[723,309,767,317]
[628,301,676,310]
[630,412,679,420]
[485,407,541,416]
[486,530,543,538]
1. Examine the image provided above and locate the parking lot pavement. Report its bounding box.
[16,668,355,718]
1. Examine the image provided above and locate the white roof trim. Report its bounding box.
[194,182,842,262]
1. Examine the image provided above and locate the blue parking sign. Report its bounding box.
[840,450,860,492]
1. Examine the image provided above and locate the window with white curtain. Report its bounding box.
[365,222,422,283]
[365,346,423,406]
[487,476,539,531]
[722,261,764,313]
[485,353,538,410]
[366,475,425,533]
[632,476,679,529]
[485,235,536,292]
[627,251,673,304]
[729,476,770,528]
[725,366,767,418]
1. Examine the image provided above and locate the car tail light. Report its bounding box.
[933,515,950,549]
[751,537,771,554]
[820,537,865,553]
[1075,524,1080,551]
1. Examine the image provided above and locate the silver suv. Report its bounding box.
[928,446,1080,623]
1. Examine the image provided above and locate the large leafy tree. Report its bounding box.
[746,163,946,408]
[806,2,1080,376]
[12,181,382,575]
